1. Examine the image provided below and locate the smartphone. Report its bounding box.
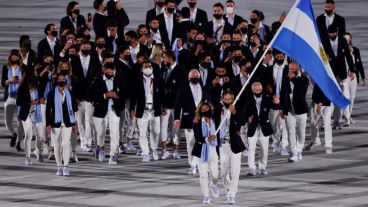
[87,13,92,19]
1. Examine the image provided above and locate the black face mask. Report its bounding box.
[105,74,114,79]
[329,35,337,41]
[151,27,158,33]
[51,31,58,37]
[202,62,211,69]
[96,43,105,49]
[222,40,231,44]
[10,60,18,65]
[250,18,258,24]
[156,1,164,7]
[190,77,200,84]
[240,28,248,34]
[81,49,90,56]
[250,41,257,47]
[167,7,175,14]
[254,93,261,98]
[201,110,212,118]
[325,10,333,16]
[188,2,196,8]
[22,41,32,49]
[223,102,231,108]
[213,13,222,20]
[195,40,206,45]
[84,35,91,41]
[57,81,66,87]
[74,9,80,15]
[232,40,241,46]
[217,74,226,78]
[61,70,69,75]
[233,56,242,63]
[275,59,284,65]
[124,55,131,61]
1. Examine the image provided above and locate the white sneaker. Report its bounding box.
[56,167,63,176]
[228,197,236,204]
[288,153,298,162]
[210,184,220,198]
[297,151,303,160]
[85,144,92,152]
[152,150,159,160]
[33,149,40,160]
[280,148,289,156]
[202,196,211,204]
[161,150,170,160]
[142,155,150,162]
[63,167,70,176]
[326,147,333,154]
[98,149,105,162]
[25,157,32,165]
[172,151,181,159]
[226,190,231,202]
[272,143,280,153]
[188,167,196,175]
[108,155,118,165]
[242,149,248,157]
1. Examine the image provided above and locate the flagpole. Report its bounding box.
[214,0,301,135]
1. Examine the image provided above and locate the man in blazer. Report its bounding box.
[187,0,208,32]
[224,0,244,31]
[146,0,165,27]
[71,40,102,152]
[160,50,187,160]
[130,61,164,162]
[37,23,58,63]
[280,62,309,162]
[316,0,346,47]
[263,51,290,156]
[198,51,216,89]
[157,0,179,49]
[323,25,354,129]
[205,3,233,46]
[60,1,88,34]
[93,0,108,39]
[174,69,210,175]
[19,35,37,72]
[244,82,276,176]
[92,63,125,165]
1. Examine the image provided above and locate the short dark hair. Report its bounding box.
[226,0,235,5]
[213,2,224,10]
[93,0,104,10]
[106,19,118,28]
[104,62,115,70]
[165,0,176,5]
[66,1,79,16]
[181,7,190,19]
[118,46,129,54]
[325,0,335,4]
[125,30,138,39]
[44,23,55,35]
[164,50,176,62]
[199,51,210,61]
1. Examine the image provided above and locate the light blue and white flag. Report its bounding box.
[271,0,350,109]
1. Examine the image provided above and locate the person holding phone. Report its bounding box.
[60,1,89,34]
[1,49,25,151]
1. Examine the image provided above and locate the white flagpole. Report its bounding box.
[214,0,301,135]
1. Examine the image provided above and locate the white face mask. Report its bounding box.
[226,7,234,15]
[143,67,153,76]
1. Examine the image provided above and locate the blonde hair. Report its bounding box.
[56,59,73,76]
[149,43,164,62]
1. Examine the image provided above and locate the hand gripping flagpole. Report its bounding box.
[214,0,301,136]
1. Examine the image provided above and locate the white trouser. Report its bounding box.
[184,129,197,167]
[345,77,357,119]
[240,125,248,149]
[160,109,179,144]
[77,101,94,146]
[332,78,350,124]
[22,115,46,158]
[286,113,307,154]
[197,145,219,197]
[137,110,160,156]
[220,143,241,198]
[248,127,269,170]
[4,98,24,142]
[310,104,333,148]
[40,104,48,142]
[269,109,288,148]
[124,99,138,140]
[51,126,72,166]
[93,110,120,156]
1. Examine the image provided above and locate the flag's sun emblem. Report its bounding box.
[319,47,329,62]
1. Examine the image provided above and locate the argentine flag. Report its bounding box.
[271,0,350,109]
